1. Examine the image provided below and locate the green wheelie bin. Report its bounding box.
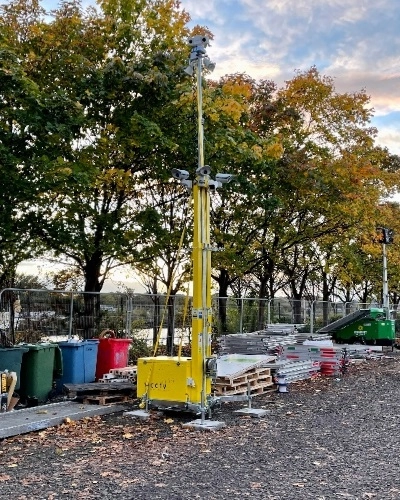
[18,343,63,404]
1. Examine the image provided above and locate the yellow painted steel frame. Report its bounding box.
[136,180,213,410]
[191,179,212,405]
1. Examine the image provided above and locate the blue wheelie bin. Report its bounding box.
[56,340,99,392]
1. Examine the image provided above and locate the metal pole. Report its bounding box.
[198,52,206,422]
[310,301,314,334]
[239,297,243,334]
[190,43,212,421]
[197,54,204,172]
[268,298,272,326]
[382,243,390,319]
[125,294,132,338]
[68,292,74,339]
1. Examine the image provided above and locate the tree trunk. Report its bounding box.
[80,254,103,339]
[289,279,306,325]
[217,269,230,334]
[166,294,175,355]
[257,276,268,330]
[292,297,303,324]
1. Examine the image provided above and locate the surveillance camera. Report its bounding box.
[203,57,216,72]
[196,165,211,176]
[180,180,193,190]
[183,65,194,76]
[215,173,234,184]
[171,168,190,181]
[208,180,222,191]
[187,34,209,47]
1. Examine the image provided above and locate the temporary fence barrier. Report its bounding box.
[0,288,388,346]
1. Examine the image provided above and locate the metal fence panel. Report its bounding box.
[0,289,128,343]
[0,288,387,345]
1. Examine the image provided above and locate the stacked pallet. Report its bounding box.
[98,366,137,383]
[219,333,269,355]
[64,380,136,405]
[213,365,274,396]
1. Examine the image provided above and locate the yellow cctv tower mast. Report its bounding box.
[136,36,231,425]
[187,35,214,420]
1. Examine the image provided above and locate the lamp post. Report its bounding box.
[378,227,394,319]
[382,241,389,319]
[187,35,214,421]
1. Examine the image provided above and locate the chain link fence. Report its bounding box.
[0,287,388,346]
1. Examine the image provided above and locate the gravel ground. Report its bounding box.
[1,353,400,500]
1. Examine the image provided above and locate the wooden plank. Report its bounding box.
[213,382,275,397]
[64,382,135,392]
[64,382,136,399]
[214,367,271,386]
[213,377,265,391]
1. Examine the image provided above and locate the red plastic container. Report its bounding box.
[95,330,132,380]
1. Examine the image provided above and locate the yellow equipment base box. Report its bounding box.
[137,356,200,407]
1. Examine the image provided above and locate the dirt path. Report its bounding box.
[1,355,399,499]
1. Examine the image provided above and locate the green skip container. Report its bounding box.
[19,343,63,404]
[0,347,29,390]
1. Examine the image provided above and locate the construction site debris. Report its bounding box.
[98,366,137,383]
[216,325,391,391]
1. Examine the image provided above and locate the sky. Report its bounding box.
[179,0,400,155]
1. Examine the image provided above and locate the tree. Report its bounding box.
[240,68,399,321]
[0,45,49,289]
[0,0,194,335]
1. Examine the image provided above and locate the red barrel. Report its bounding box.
[95,330,132,380]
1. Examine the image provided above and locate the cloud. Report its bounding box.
[372,112,400,154]
[181,0,221,21]
[374,126,400,155]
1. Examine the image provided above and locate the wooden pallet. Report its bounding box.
[82,394,130,405]
[63,382,136,401]
[215,367,271,385]
[213,375,273,392]
[212,367,274,396]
